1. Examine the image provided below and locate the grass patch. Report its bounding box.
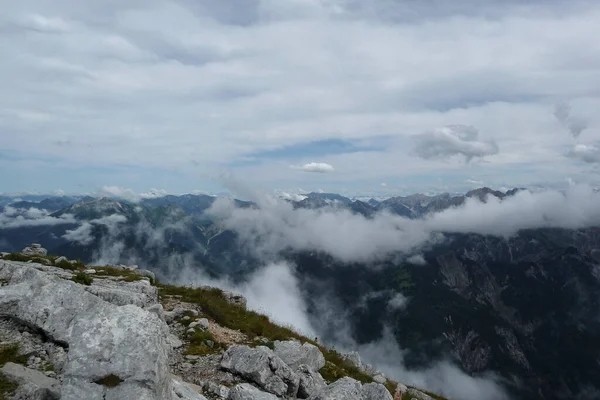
[0,278,8,286]
[72,271,93,286]
[0,344,28,367]
[185,325,224,356]
[94,374,123,387]
[92,267,144,282]
[0,374,18,400]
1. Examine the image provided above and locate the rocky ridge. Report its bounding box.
[0,245,442,400]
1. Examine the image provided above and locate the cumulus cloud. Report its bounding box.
[292,162,335,173]
[208,185,600,262]
[413,125,499,161]
[566,144,600,164]
[554,102,589,137]
[0,206,76,229]
[62,214,127,245]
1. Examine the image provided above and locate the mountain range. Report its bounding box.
[1,187,599,400]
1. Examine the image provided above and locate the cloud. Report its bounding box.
[2,1,600,193]
[292,162,335,173]
[0,206,76,229]
[406,254,426,265]
[96,186,168,202]
[566,144,600,164]
[62,214,127,245]
[413,125,499,161]
[554,102,589,138]
[208,185,600,263]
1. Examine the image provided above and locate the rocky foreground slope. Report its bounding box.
[0,247,442,400]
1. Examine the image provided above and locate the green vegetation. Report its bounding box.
[0,344,28,367]
[0,278,8,286]
[72,271,93,286]
[159,284,389,390]
[0,344,28,400]
[185,329,224,356]
[92,267,147,283]
[94,374,123,387]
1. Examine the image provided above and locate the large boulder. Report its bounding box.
[22,244,47,257]
[0,260,172,400]
[296,364,327,399]
[228,383,279,400]
[361,382,393,400]
[1,362,61,400]
[308,377,362,400]
[84,277,158,308]
[273,340,325,371]
[221,345,300,397]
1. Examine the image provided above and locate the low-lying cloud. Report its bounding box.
[292,162,335,173]
[208,185,600,262]
[0,206,76,229]
[413,125,499,162]
[62,214,128,245]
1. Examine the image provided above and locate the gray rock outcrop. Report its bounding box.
[1,362,61,400]
[308,377,362,400]
[361,382,393,400]
[0,260,172,400]
[296,364,327,398]
[228,383,279,400]
[273,340,325,371]
[21,244,47,257]
[221,345,300,397]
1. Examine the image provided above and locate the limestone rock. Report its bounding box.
[84,277,158,308]
[0,260,172,400]
[204,381,231,398]
[172,377,208,400]
[22,244,47,257]
[373,373,386,384]
[296,364,326,399]
[221,345,300,397]
[341,351,362,369]
[222,290,247,308]
[53,256,68,264]
[273,340,325,371]
[361,382,393,400]
[1,362,61,399]
[228,383,279,400]
[308,377,362,400]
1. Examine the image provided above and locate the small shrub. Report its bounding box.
[72,271,93,286]
[2,253,30,263]
[55,259,78,271]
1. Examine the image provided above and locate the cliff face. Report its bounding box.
[0,249,441,400]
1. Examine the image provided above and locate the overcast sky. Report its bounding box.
[2,0,600,197]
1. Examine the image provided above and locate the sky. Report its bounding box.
[2,0,600,197]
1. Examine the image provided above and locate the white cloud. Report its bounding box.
[292,162,335,173]
[3,1,600,193]
[406,254,426,265]
[208,185,600,262]
[62,214,127,245]
[566,144,600,163]
[0,206,76,229]
[414,125,499,161]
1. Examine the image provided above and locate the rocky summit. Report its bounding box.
[0,248,439,400]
